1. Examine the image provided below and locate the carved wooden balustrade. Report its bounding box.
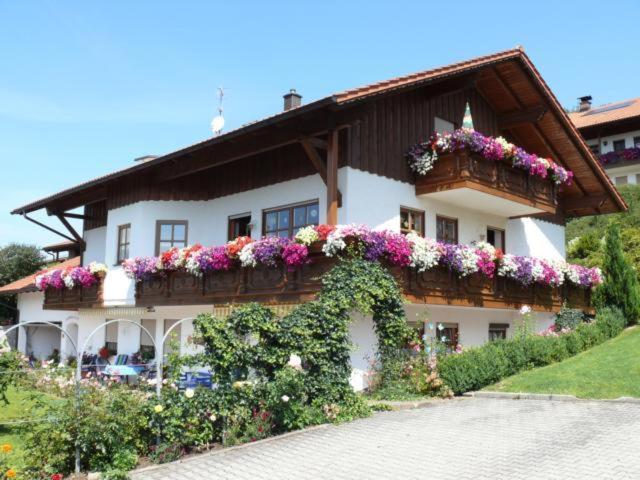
[42,281,102,310]
[133,251,590,313]
[415,150,559,214]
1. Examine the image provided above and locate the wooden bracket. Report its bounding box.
[300,137,342,207]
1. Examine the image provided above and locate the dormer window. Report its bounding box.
[156,220,188,254]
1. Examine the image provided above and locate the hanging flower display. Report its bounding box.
[116,224,602,291]
[407,128,573,186]
[35,262,108,291]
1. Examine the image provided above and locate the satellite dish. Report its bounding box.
[211,115,225,134]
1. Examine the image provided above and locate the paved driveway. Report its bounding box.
[132,398,640,479]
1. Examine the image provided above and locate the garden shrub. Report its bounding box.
[593,223,640,324]
[554,304,585,331]
[21,384,152,478]
[438,307,626,395]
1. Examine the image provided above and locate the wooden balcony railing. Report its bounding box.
[133,251,591,313]
[42,282,102,310]
[415,150,559,214]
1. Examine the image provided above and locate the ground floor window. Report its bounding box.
[163,319,181,354]
[105,320,118,355]
[488,323,509,341]
[140,319,156,360]
[438,323,459,348]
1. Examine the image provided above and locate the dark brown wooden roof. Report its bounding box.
[12,47,625,217]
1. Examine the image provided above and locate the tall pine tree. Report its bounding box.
[594,223,640,324]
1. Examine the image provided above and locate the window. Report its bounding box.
[634,136,640,148]
[105,320,118,355]
[613,139,626,152]
[140,319,156,360]
[163,319,181,355]
[434,116,455,134]
[588,143,600,156]
[400,207,425,236]
[263,201,319,238]
[436,215,458,244]
[155,220,188,254]
[615,176,628,185]
[228,213,252,241]
[486,227,505,251]
[116,224,130,264]
[438,323,459,348]
[488,323,509,341]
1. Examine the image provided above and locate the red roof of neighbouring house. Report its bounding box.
[569,98,640,129]
[0,257,80,295]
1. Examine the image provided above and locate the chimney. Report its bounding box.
[134,155,158,163]
[578,95,592,112]
[283,89,302,111]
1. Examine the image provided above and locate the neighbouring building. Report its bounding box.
[0,243,80,361]
[569,96,640,186]
[8,47,625,389]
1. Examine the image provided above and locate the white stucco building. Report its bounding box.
[7,49,625,389]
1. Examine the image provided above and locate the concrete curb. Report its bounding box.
[465,391,640,404]
[367,397,467,411]
[131,424,330,476]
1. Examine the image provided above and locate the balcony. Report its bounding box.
[43,282,103,310]
[133,251,591,313]
[415,150,558,217]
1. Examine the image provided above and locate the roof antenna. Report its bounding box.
[210,86,226,135]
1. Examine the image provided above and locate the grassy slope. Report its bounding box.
[487,326,640,399]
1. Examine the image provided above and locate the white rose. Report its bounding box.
[281,395,290,403]
[287,354,302,370]
[185,388,195,398]
[209,413,217,422]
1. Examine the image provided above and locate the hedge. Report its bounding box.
[438,307,627,395]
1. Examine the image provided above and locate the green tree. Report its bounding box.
[0,243,44,320]
[594,224,640,324]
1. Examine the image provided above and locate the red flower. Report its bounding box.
[315,224,335,241]
[226,236,253,258]
[51,474,63,480]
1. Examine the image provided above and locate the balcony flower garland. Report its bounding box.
[120,224,602,290]
[35,262,108,291]
[407,128,573,186]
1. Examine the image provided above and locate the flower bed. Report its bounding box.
[122,224,602,290]
[406,128,573,186]
[35,262,108,291]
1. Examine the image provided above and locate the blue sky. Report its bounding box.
[1,0,638,248]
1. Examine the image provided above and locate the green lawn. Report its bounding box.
[0,387,50,467]
[487,326,640,399]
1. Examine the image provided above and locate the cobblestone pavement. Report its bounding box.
[132,398,640,480]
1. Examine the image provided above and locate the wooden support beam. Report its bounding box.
[326,130,339,225]
[300,139,327,181]
[497,106,547,129]
[56,214,84,245]
[562,194,608,211]
[61,212,92,221]
[300,138,342,207]
[491,67,524,109]
[22,213,76,243]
